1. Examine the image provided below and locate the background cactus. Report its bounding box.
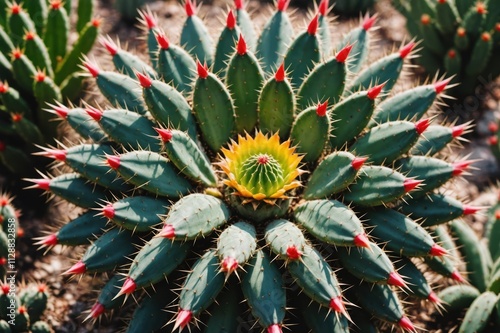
[0,0,97,177]
[114,0,151,22]
[0,192,22,279]
[29,0,477,331]
[392,0,500,99]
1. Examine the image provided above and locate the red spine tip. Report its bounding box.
[12,48,22,59]
[24,31,35,40]
[101,38,118,56]
[477,2,486,14]
[351,157,368,170]
[329,296,346,314]
[399,316,415,332]
[86,106,103,121]
[84,61,100,77]
[0,82,7,94]
[457,27,466,37]
[316,101,328,117]
[489,135,498,145]
[428,291,441,304]
[1,284,9,295]
[452,161,471,176]
[307,14,319,35]
[102,204,115,219]
[267,324,283,333]
[46,149,67,161]
[462,205,482,215]
[495,209,500,220]
[11,114,22,122]
[197,61,209,78]
[63,261,86,275]
[429,244,448,257]
[452,124,466,137]
[286,245,302,260]
[403,179,421,192]
[362,14,376,31]
[415,118,430,134]
[451,270,466,283]
[41,234,58,247]
[448,49,456,58]
[136,71,152,88]
[155,128,173,143]
[367,83,385,100]
[481,32,491,42]
[89,303,105,318]
[35,71,46,82]
[11,3,21,14]
[221,257,239,273]
[31,179,51,191]
[92,18,101,27]
[159,224,175,239]
[143,13,157,29]
[336,44,353,63]
[399,42,415,59]
[353,233,370,248]
[156,33,170,50]
[420,14,431,25]
[227,10,236,29]
[434,78,451,94]
[388,272,407,288]
[185,0,195,16]
[235,0,244,10]
[106,155,121,170]
[174,310,193,330]
[237,34,247,55]
[489,122,499,133]
[275,63,286,82]
[277,0,290,11]
[50,0,62,10]
[54,105,69,118]
[120,277,137,295]
[319,0,329,16]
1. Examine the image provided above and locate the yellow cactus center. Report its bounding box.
[219,132,303,202]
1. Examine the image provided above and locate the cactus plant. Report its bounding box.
[0,282,52,333]
[392,0,500,99]
[0,0,98,176]
[29,0,477,331]
[0,192,22,279]
[114,0,151,22]
[437,208,500,333]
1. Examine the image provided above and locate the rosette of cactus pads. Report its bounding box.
[392,0,500,99]
[31,0,476,331]
[0,0,98,176]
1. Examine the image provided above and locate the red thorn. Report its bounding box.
[235,0,244,10]
[0,82,7,94]
[403,179,421,192]
[156,33,170,49]
[86,106,103,121]
[452,124,466,137]
[489,135,498,145]
[35,71,46,82]
[267,324,282,333]
[477,2,486,14]
[143,12,157,29]
[353,233,370,248]
[53,105,69,118]
[84,61,100,77]
[277,0,290,11]
[351,157,367,170]
[275,63,286,82]
[155,128,173,143]
[0,258,6,266]
[489,122,499,133]
[434,78,451,94]
[399,42,415,59]
[12,48,22,60]
[286,245,302,260]
[237,34,247,55]
[336,44,353,63]
[197,60,209,79]
[50,0,62,10]
[11,114,22,122]
[102,38,118,56]
[462,205,482,215]
[415,118,430,134]
[363,14,376,31]
[159,224,175,239]
[387,272,407,288]
[399,316,415,332]
[45,149,67,161]
[221,257,239,273]
[119,277,137,295]
[37,283,47,293]
[1,284,9,295]
[185,0,195,16]
[429,244,448,257]
[452,161,471,176]
[227,10,236,29]
[329,296,346,314]
[63,261,86,275]
[451,270,466,283]
[136,71,152,88]
[316,101,328,117]
[367,83,385,100]
[174,309,193,330]
[428,291,441,304]
[481,32,491,42]
[102,204,115,219]
[17,227,24,238]
[457,27,466,37]
[24,31,35,41]
[420,14,431,25]
[41,234,58,247]
[30,179,51,191]
[106,155,121,170]
[319,0,329,16]
[10,3,21,15]
[448,49,456,59]
[0,197,7,206]
[307,14,319,35]
[92,18,101,27]
[495,209,500,220]
[89,303,105,318]
[18,305,27,314]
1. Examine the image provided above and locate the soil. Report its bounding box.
[5,0,500,332]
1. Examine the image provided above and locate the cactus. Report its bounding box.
[392,0,500,98]
[114,0,151,22]
[0,192,22,279]
[0,0,98,176]
[30,0,476,331]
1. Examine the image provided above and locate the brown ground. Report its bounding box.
[8,0,500,332]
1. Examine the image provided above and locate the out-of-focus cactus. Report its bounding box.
[114,0,151,22]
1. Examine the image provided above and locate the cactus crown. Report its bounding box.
[30,1,476,332]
